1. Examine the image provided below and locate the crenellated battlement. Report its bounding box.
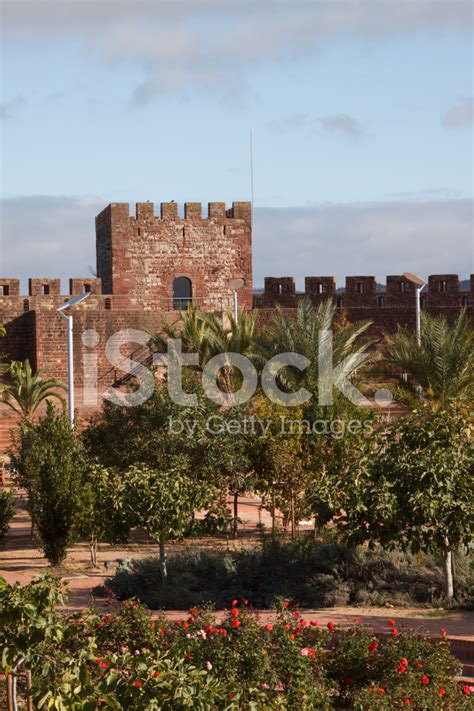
[95,201,252,225]
[256,274,472,309]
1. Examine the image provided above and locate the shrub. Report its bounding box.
[1,577,471,710]
[0,489,14,544]
[9,405,88,565]
[102,537,474,610]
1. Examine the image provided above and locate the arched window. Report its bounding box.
[173,277,192,310]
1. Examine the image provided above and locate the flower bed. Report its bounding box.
[0,577,472,709]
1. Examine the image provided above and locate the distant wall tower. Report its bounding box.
[95,201,253,311]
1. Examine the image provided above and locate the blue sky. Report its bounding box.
[0,1,472,289]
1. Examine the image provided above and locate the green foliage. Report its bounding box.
[9,404,88,565]
[0,577,470,710]
[0,359,66,419]
[102,538,473,610]
[122,463,212,544]
[0,488,14,544]
[380,310,474,410]
[333,408,473,557]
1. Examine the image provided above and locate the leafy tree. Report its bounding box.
[0,359,66,420]
[328,407,473,599]
[0,488,15,545]
[73,465,133,567]
[380,310,474,410]
[10,404,87,565]
[120,463,213,583]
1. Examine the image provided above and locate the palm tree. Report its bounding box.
[0,359,66,420]
[380,310,474,410]
[262,298,376,401]
[150,305,263,395]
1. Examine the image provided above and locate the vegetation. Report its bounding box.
[312,407,473,601]
[380,310,474,410]
[0,359,66,420]
[0,489,14,545]
[9,405,88,565]
[1,576,471,710]
[102,538,474,611]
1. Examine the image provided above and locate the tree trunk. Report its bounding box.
[90,535,98,568]
[443,548,454,600]
[232,492,239,539]
[271,485,276,535]
[159,536,168,585]
[290,493,295,541]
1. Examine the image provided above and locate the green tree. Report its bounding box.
[10,404,87,565]
[380,310,474,410]
[74,465,133,567]
[121,463,213,583]
[333,407,473,600]
[0,359,66,420]
[0,489,15,545]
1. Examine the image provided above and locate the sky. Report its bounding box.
[0,0,473,290]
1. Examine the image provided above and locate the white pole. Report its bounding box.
[415,284,425,345]
[66,314,74,426]
[232,290,238,321]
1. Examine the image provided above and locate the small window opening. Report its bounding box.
[337,296,343,308]
[2,285,10,296]
[356,282,363,294]
[462,295,468,307]
[378,296,385,308]
[399,281,406,294]
[104,298,111,310]
[84,284,91,293]
[23,299,29,312]
[440,280,448,293]
[42,284,50,295]
[173,276,192,310]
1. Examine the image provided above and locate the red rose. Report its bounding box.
[400,658,408,666]
[421,675,429,685]
[404,700,411,705]
[227,693,234,699]
[377,688,385,695]
[231,619,241,628]
[153,671,160,678]
[397,663,407,673]
[462,685,471,695]
[289,634,295,640]
[391,628,399,637]
[231,608,239,617]
[132,681,142,688]
[388,619,396,627]
[265,624,273,631]
[368,642,378,653]
[282,600,289,607]
[243,599,249,605]
[440,627,447,635]
[191,608,199,616]
[310,620,318,627]
[438,689,446,696]
[354,617,361,623]
[327,621,335,632]
[300,619,308,627]
[231,599,238,606]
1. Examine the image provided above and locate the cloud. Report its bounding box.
[268,113,365,139]
[0,195,103,292]
[0,95,26,121]
[0,194,471,294]
[253,198,473,288]
[319,114,364,139]
[1,1,472,102]
[442,98,474,128]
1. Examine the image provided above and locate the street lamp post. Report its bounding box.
[57,291,91,426]
[228,278,245,321]
[403,272,426,345]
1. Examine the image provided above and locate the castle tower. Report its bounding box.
[95,201,253,312]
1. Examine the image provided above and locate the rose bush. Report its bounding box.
[0,577,472,709]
